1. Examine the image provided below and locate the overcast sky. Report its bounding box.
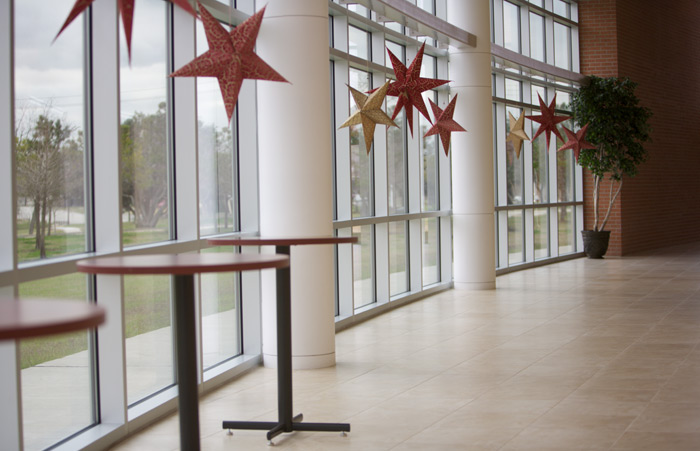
[14,0,231,136]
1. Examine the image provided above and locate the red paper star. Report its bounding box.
[526,93,571,150]
[170,3,288,122]
[55,0,197,61]
[385,42,450,135]
[558,123,596,162]
[424,95,466,156]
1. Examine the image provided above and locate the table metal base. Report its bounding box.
[222,245,350,443]
[223,413,350,441]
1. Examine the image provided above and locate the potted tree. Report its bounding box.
[569,76,652,258]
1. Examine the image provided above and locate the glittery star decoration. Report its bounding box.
[55,0,197,61]
[340,81,397,154]
[384,42,450,135]
[558,123,596,162]
[170,3,289,122]
[506,111,530,158]
[424,95,466,156]
[526,93,571,150]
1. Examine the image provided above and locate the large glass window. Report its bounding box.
[389,221,408,296]
[353,224,374,309]
[120,0,170,247]
[349,68,372,218]
[422,217,440,286]
[530,12,545,61]
[554,22,572,70]
[19,274,94,450]
[493,0,582,269]
[124,274,174,405]
[197,20,237,236]
[14,0,87,263]
[503,2,521,52]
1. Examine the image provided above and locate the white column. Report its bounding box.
[256,0,335,369]
[447,0,496,289]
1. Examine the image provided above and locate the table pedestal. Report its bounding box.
[221,245,350,442]
[174,275,200,450]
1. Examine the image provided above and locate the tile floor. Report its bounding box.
[110,242,700,450]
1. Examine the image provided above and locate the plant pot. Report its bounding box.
[581,230,611,259]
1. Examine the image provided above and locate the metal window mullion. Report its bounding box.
[0,1,20,448]
[90,0,127,429]
[171,5,199,242]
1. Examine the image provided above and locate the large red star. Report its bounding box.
[424,95,466,156]
[526,93,571,150]
[55,0,197,61]
[558,123,596,162]
[385,42,450,135]
[170,3,288,122]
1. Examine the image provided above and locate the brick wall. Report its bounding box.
[578,0,700,255]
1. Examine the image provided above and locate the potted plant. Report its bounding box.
[569,76,652,258]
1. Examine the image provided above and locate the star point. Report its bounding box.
[56,0,197,61]
[340,81,397,154]
[506,111,530,158]
[170,3,288,122]
[424,95,466,156]
[526,94,571,150]
[557,123,596,161]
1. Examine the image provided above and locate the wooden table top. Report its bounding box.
[0,298,106,340]
[76,253,289,276]
[207,236,359,247]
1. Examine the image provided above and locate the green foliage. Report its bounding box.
[570,76,652,231]
[571,76,652,181]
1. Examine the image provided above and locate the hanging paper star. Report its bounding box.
[340,81,397,154]
[170,3,288,122]
[55,0,197,61]
[383,42,450,135]
[424,95,466,156]
[526,93,570,150]
[506,111,530,158]
[558,123,596,162]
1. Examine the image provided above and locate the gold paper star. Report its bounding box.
[340,81,397,154]
[506,111,530,158]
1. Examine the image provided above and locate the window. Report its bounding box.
[120,0,170,247]
[492,0,582,269]
[503,2,521,53]
[14,0,88,263]
[197,18,237,236]
[554,22,572,70]
[530,12,545,62]
[331,8,451,317]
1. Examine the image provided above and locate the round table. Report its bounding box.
[76,252,289,451]
[0,298,105,341]
[207,236,357,443]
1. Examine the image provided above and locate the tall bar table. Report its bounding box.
[77,253,289,451]
[0,298,105,340]
[208,236,357,443]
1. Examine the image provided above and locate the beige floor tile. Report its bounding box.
[612,431,700,450]
[106,242,700,451]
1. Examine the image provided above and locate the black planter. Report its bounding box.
[581,230,611,258]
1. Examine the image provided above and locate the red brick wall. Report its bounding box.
[578,0,700,255]
[578,0,622,256]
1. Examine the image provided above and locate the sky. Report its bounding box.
[14,0,233,137]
